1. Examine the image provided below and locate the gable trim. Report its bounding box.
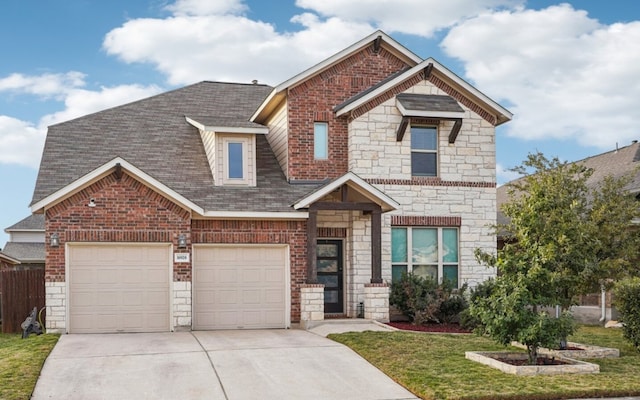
[30,157,205,215]
[251,30,421,123]
[185,117,269,135]
[293,172,399,212]
[0,252,21,265]
[335,59,512,126]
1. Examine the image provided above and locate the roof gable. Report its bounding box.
[334,59,512,126]
[251,30,422,123]
[293,172,399,212]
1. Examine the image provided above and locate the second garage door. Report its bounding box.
[68,244,171,334]
[193,245,288,330]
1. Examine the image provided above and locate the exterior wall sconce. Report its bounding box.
[177,234,187,249]
[50,233,60,248]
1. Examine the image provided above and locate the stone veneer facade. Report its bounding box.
[347,80,498,287]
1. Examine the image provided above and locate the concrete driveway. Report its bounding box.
[32,328,418,400]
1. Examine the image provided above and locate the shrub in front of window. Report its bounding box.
[390,272,468,325]
[614,277,640,352]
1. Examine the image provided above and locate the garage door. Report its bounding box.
[193,245,288,330]
[68,244,171,333]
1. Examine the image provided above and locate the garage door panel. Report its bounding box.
[69,244,170,333]
[194,246,287,330]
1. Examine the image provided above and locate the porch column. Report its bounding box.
[371,206,382,284]
[306,208,318,284]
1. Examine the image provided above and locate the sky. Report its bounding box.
[1,0,639,246]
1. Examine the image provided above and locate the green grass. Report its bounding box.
[329,326,640,400]
[0,332,59,400]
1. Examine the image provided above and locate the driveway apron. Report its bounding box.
[32,329,418,400]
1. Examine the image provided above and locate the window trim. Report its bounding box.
[314,122,329,160]
[410,125,438,177]
[222,136,251,185]
[391,226,459,286]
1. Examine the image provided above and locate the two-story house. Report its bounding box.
[31,31,511,334]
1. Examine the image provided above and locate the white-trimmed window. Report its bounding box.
[391,227,459,286]
[222,136,250,185]
[411,126,438,176]
[314,122,328,159]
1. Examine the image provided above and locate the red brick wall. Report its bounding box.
[287,46,411,180]
[45,172,192,282]
[191,219,307,323]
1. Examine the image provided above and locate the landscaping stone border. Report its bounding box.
[465,351,600,376]
[510,342,619,359]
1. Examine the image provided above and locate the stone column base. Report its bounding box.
[364,283,389,322]
[300,284,324,329]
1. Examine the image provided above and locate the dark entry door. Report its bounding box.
[316,240,343,314]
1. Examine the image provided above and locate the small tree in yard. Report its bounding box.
[614,277,640,351]
[470,152,640,364]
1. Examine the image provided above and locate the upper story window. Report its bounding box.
[222,136,251,185]
[314,122,328,159]
[411,126,438,176]
[391,227,459,287]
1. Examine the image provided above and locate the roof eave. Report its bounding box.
[30,157,205,215]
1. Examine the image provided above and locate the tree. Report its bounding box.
[470,152,640,363]
[499,152,640,310]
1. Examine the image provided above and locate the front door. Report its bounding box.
[316,240,344,314]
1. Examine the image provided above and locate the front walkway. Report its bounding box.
[32,325,416,400]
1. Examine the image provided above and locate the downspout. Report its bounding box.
[599,284,606,322]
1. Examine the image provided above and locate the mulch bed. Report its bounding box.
[387,322,471,334]
[492,355,569,366]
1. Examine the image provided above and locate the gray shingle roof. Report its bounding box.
[1,242,45,262]
[32,81,321,213]
[395,93,464,114]
[5,214,44,231]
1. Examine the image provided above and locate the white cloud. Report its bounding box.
[0,116,44,168]
[40,84,163,127]
[0,72,86,98]
[441,4,640,149]
[165,0,247,16]
[0,81,162,168]
[102,3,374,86]
[295,0,523,37]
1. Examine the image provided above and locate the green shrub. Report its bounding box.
[459,278,495,330]
[390,273,468,325]
[614,277,640,351]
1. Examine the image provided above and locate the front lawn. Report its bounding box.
[329,326,640,400]
[0,332,59,400]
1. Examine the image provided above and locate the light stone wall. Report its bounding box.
[347,80,498,287]
[173,281,191,329]
[380,185,497,287]
[349,81,495,183]
[300,285,324,329]
[45,282,66,333]
[364,284,390,322]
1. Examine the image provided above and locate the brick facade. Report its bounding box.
[191,219,307,323]
[45,172,192,283]
[287,46,410,181]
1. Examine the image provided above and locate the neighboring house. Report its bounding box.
[31,31,512,334]
[497,141,640,323]
[2,214,45,269]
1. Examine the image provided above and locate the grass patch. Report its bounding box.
[0,333,59,400]
[329,326,640,400]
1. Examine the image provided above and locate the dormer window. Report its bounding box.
[222,136,252,185]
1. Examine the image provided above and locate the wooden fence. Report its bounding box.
[0,269,45,334]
